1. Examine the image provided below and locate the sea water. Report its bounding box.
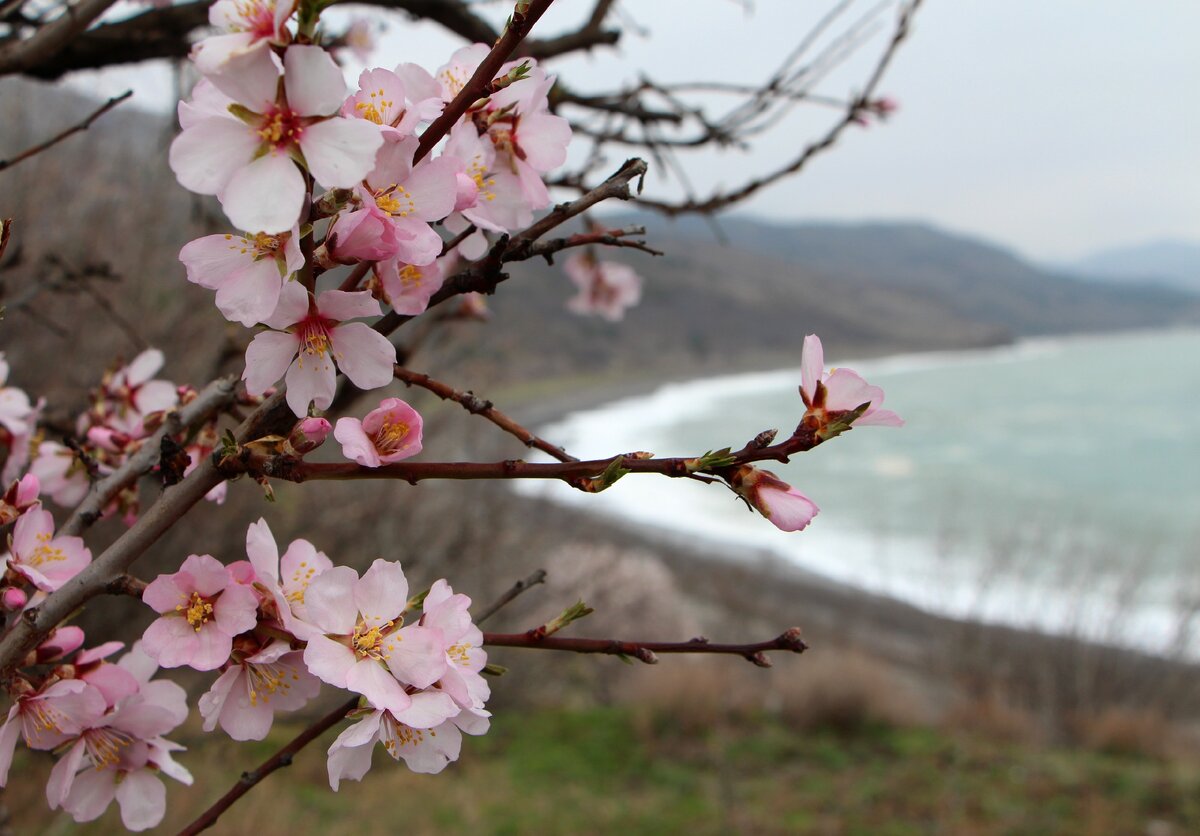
[519,329,1200,656]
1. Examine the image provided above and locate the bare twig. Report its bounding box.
[177,695,360,836]
[0,0,120,76]
[474,569,548,624]
[484,627,808,667]
[394,366,578,462]
[0,89,131,173]
[414,0,558,164]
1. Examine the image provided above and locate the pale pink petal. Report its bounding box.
[114,769,166,831]
[302,633,357,687]
[243,330,298,396]
[206,44,280,112]
[353,559,408,625]
[214,257,285,326]
[800,334,824,402]
[213,582,259,636]
[124,348,165,385]
[333,417,382,467]
[0,708,21,785]
[760,484,820,532]
[180,553,231,597]
[284,351,337,415]
[199,667,242,732]
[191,31,258,76]
[46,738,87,807]
[299,118,384,189]
[389,217,444,266]
[245,518,279,585]
[169,118,259,195]
[855,408,904,427]
[326,716,378,790]
[383,625,446,689]
[346,660,412,715]
[317,289,380,321]
[61,767,115,823]
[220,153,307,234]
[285,45,348,117]
[142,617,199,668]
[516,112,571,171]
[395,721,460,773]
[402,156,458,221]
[264,279,311,329]
[330,322,395,391]
[392,690,458,729]
[189,625,234,671]
[141,572,190,615]
[302,566,360,634]
[80,664,140,709]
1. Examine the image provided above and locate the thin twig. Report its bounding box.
[0,90,131,173]
[394,366,578,462]
[177,695,360,836]
[483,627,808,667]
[474,569,548,625]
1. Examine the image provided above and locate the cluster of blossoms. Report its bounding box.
[0,517,488,829]
[0,636,191,830]
[21,349,231,521]
[167,0,629,425]
[142,519,488,784]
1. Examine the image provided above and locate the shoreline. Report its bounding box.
[501,328,1200,671]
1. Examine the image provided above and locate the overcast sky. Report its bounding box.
[71,0,1199,262]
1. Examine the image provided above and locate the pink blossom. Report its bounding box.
[341,67,442,138]
[170,45,384,233]
[328,135,458,265]
[298,560,446,715]
[564,252,643,321]
[179,227,303,326]
[191,0,295,75]
[46,672,191,832]
[101,348,179,438]
[728,465,820,532]
[326,691,470,786]
[242,283,397,417]
[75,642,141,709]
[444,121,533,232]
[0,352,33,436]
[421,579,488,709]
[377,256,444,314]
[799,334,903,428]
[0,680,106,785]
[141,553,259,671]
[243,517,332,630]
[0,473,40,525]
[30,441,89,507]
[2,504,92,591]
[333,397,423,468]
[339,19,376,63]
[198,640,320,740]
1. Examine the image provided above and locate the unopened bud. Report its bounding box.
[36,625,85,663]
[1,586,27,611]
[284,417,332,456]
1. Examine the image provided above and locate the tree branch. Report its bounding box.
[0,0,119,76]
[484,627,808,667]
[177,694,360,836]
[394,366,577,463]
[0,89,130,173]
[474,569,548,624]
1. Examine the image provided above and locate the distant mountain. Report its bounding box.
[2,77,1197,402]
[1059,240,1200,294]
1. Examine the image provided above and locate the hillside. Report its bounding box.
[1062,239,1200,294]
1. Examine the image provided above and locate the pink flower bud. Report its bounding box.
[728,465,820,532]
[36,625,86,662]
[1,586,27,611]
[8,473,39,509]
[285,417,333,456]
[87,426,131,452]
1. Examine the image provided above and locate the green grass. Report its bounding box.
[6,707,1199,834]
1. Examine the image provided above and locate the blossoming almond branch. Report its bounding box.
[0,0,912,829]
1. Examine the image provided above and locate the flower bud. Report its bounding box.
[728,465,820,532]
[284,417,332,456]
[1,586,27,611]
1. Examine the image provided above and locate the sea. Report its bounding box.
[518,328,1200,657]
